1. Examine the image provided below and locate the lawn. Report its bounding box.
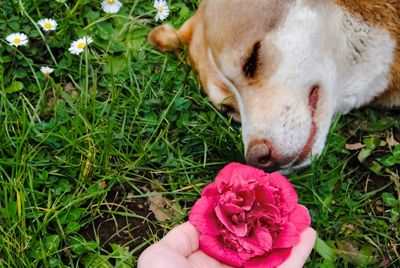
[0,0,399,267]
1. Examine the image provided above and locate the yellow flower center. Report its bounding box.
[77,42,85,49]
[107,0,115,4]
[157,7,163,13]
[14,38,21,44]
[44,22,52,29]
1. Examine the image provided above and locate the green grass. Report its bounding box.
[0,0,399,267]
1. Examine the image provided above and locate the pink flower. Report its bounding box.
[189,163,311,268]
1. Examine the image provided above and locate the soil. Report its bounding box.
[81,184,160,255]
[339,109,400,195]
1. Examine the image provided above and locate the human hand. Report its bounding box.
[138,222,316,268]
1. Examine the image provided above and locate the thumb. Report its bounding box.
[159,221,200,256]
[138,222,200,268]
[278,227,317,268]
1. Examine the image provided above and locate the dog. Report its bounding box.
[149,0,400,173]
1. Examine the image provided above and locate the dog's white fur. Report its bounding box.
[149,0,399,172]
[207,1,395,171]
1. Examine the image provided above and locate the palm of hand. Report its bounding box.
[138,222,316,268]
[139,222,232,268]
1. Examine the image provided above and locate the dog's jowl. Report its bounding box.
[149,0,400,172]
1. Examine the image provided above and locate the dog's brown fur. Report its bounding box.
[148,2,242,116]
[335,0,400,106]
[149,0,400,108]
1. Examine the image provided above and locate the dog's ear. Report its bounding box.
[148,17,195,52]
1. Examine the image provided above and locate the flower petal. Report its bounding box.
[288,205,311,233]
[255,227,273,251]
[255,185,275,207]
[216,163,265,191]
[268,172,298,215]
[244,248,292,268]
[215,205,248,237]
[235,237,266,260]
[241,226,273,253]
[273,222,300,249]
[202,183,219,197]
[189,195,220,236]
[200,234,245,268]
[215,163,244,190]
[237,189,255,210]
[221,203,244,214]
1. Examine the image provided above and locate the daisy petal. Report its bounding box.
[6,33,29,47]
[40,66,54,75]
[102,0,122,14]
[153,0,170,21]
[38,18,58,31]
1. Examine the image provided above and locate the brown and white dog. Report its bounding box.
[149,0,400,173]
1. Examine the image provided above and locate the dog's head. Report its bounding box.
[149,0,341,172]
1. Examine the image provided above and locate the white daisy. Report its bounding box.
[40,66,54,76]
[38,18,58,32]
[153,0,170,21]
[68,36,93,55]
[6,33,29,47]
[101,0,122,14]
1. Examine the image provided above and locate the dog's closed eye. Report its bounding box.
[220,103,241,122]
[220,104,235,114]
[243,41,261,77]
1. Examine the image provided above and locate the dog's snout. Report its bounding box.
[246,141,279,172]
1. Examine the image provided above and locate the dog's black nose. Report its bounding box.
[246,141,279,172]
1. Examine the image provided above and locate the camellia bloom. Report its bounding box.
[153,0,169,21]
[38,18,58,31]
[101,0,122,14]
[68,36,93,55]
[189,163,311,268]
[40,66,54,76]
[6,33,29,47]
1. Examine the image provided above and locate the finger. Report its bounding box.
[187,250,235,268]
[159,222,200,257]
[138,222,199,268]
[278,227,317,268]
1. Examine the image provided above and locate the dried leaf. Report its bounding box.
[374,200,384,214]
[345,143,365,151]
[63,82,76,94]
[340,223,362,235]
[99,181,107,190]
[148,192,177,221]
[387,132,399,147]
[63,82,79,99]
